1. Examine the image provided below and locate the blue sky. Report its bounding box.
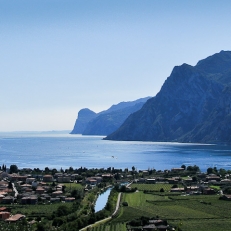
[1,0,231,131]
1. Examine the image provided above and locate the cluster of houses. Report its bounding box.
[0,170,115,223]
[0,171,79,206]
[1,166,231,226]
[0,171,83,222]
[133,168,231,196]
[85,174,113,188]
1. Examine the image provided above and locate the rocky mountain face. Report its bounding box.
[70,109,96,134]
[105,50,231,144]
[70,97,151,135]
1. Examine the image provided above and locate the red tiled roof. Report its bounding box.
[6,214,25,222]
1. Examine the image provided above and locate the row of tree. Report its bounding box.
[0,164,18,173]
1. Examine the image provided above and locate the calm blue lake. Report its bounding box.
[0,132,231,172]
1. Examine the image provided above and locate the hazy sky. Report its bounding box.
[1,0,231,131]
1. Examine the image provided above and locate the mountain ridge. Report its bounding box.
[70,97,151,135]
[105,50,231,144]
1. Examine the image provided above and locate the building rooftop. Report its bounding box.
[6,214,25,222]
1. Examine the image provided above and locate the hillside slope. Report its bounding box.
[105,51,231,144]
[70,97,151,135]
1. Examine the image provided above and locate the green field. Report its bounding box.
[107,184,231,231]
[10,202,74,217]
[62,183,84,190]
[131,182,181,192]
[87,223,127,231]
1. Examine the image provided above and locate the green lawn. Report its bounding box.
[210,185,221,191]
[62,183,84,191]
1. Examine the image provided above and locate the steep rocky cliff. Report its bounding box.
[105,50,231,144]
[70,109,96,134]
[70,97,151,135]
[82,101,146,135]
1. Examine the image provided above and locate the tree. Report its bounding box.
[21,217,27,226]
[122,201,128,206]
[56,205,70,217]
[187,165,200,172]
[52,217,64,227]
[71,189,78,198]
[172,184,178,188]
[114,173,120,180]
[8,182,13,189]
[10,164,18,174]
[181,164,186,170]
[114,183,120,191]
[51,168,57,175]
[62,185,66,193]
[120,185,127,192]
[223,187,231,194]
[213,167,218,173]
[44,167,50,173]
[207,167,214,174]
[2,164,6,171]
[219,168,227,176]
[37,223,46,231]
[192,176,198,182]
[88,214,96,224]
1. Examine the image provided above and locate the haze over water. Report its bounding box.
[0,132,231,172]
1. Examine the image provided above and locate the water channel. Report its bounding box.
[94,187,112,213]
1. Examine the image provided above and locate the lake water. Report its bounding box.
[0,132,231,172]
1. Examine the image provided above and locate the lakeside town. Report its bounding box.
[0,164,231,230]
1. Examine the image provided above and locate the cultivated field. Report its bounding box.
[91,183,231,231]
[9,202,74,218]
[131,182,176,192]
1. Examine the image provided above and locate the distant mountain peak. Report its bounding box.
[196,50,231,74]
[70,97,151,135]
[70,108,96,134]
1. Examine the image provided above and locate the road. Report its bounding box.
[12,183,18,198]
[79,192,122,231]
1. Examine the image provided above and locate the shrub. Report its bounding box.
[52,217,64,227]
[122,201,128,206]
